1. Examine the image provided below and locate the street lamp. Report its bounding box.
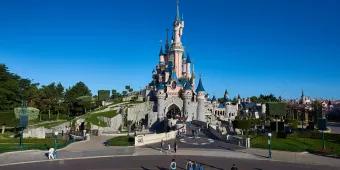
[54,131,59,158]
[268,132,272,159]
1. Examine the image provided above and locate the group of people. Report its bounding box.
[160,140,178,153]
[170,159,238,170]
[185,160,205,170]
[191,127,201,138]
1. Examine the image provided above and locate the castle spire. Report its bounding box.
[176,0,180,21]
[165,28,170,53]
[195,76,205,93]
[159,42,163,56]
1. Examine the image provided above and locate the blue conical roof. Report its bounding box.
[184,81,192,90]
[195,77,205,93]
[171,70,178,80]
[156,83,165,90]
[167,61,173,72]
[211,96,216,101]
[159,45,164,56]
[186,54,192,63]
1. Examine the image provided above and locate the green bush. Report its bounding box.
[0,111,18,127]
[14,107,39,120]
[277,131,287,138]
[233,119,252,130]
[286,119,299,129]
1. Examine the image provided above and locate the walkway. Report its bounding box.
[1,133,340,168]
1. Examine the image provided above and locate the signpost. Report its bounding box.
[54,131,59,158]
[268,132,272,159]
[318,118,327,150]
[18,101,28,149]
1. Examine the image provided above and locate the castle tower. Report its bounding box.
[172,0,185,78]
[237,94,241,104]
[156,84,166,120]
[224,89,229,101]
[159,44,165,64]
[186,54,192,79]
[196,77,206,121]
[183,82,193,121]
[301,89,306,104]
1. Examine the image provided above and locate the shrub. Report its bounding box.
[277,131,287,138]
[14,107,39,120]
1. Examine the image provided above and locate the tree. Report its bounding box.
[111,89,121,99]
[266,102,287,132]
[251,94,280,103]
[38,82,64,120]
[233,119,252,135]
[312,100,323,124]
[0,64,39,111]
[65,82,92,116]
[98,90,110,102]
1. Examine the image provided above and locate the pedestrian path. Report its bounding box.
[1,136,340,168]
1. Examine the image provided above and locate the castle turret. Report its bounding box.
[156,84,166,120]
[196,77,206,121]
[237,94,241,104]
[224,89,229,101]
[159,44,164,64]
[172,0,184,78]
[183,82,193,121]
[186,54,192,79]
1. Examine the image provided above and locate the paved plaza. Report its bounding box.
[1,155,337,170]
[1,131,340,169]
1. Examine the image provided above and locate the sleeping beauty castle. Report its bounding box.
[144,0,238,128]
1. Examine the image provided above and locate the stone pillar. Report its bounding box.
[1,125,5,134]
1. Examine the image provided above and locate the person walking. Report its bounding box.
[168,143,171,153]
[170,159,177,170]
[160,139,164,152]
[174,141,177,153]
[231,164,238,170]
[186,160,193,170]
[48,148,55,160]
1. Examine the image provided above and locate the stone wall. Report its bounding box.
[127,102,153,122]
[98,114,123,131]
[135,130,177,146]
[23,127,46,139]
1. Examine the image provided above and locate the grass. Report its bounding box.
[105,136,134,146]
[251,134,340,156]
[30,120,68,129]
[85,110,118,127]
[0,134,69,153]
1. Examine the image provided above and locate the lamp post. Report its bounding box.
[268,132,272,159]
[54,131,59,158]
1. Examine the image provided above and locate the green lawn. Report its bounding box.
[251,134,340,156]
[85,110,118,127]
[105,136,134,146]
[31,120,68,129]
[0,134,69,153]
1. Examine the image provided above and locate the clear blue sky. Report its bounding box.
[1,0,339,99]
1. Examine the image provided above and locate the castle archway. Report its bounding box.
[166,104,181,119]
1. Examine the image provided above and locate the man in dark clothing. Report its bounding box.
[170,158,176,170]
[174,141,177,153]
[231,164,238,170]
[160,139,164,152]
